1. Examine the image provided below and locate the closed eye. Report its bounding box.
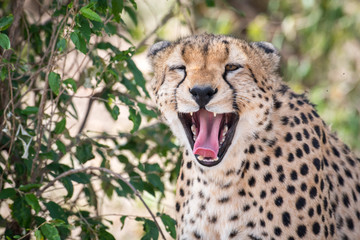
[169,65,186,71]
[225,64,242,72]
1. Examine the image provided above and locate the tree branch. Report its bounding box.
[37,166,167,240]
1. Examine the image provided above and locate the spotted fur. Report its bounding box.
[148,34,360,240]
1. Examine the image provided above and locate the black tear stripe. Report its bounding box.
[248,67,258,84]
[222,72,239,111]
[174,70,187,111]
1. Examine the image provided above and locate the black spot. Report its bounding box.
[312,137,320,149]
[296,148,303,158]
[285,133,292,142]
[243,205,251,211]
[332,146,340,157]
[275,147,282,157]
[301,183,307,191]
[308,208,314,217]
[209,215,217,223]
[218,197,230,203]
[296,197,306,210]
[263,156,271,166]
[274,100,282,109]
[264,172,273,182]
[346,157,355,166]
[274,227,282,236]
[238,189,246,196]
[249,144,256,154]
[253,162,260,170]
[303,128,310,139]
[229,229,238,238]
[230,215,238,221]
[312,222,320,235]
[180,188,184,196]
[297,225,307,238]
[309,187,317,199]
[313,158,321,171]
[338,175,344,186]
[287,185,295,194]
[248,176,256,187]
[294,116,301,124]
[300,113,308,124]
[193,231,201,239]
[279,173,285,182]
[187,161,192,169]
[330,223,335,236]
[267,212,273,221]
[265,122,273,131]
[314,125,321,137]
[176,202,180,212]
[247,221,256,228]
[288,153,294,162]
[290,170,298,181]
[343,194,350,208]
[300,164,309,176]
[346,217,354,230]
[282,212,291,227]
[303,143,310,154]
[260,190,266,199]
[281,116,289,125]
[271,187,277,194]
[296,132,302,141]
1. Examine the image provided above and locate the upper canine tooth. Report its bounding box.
[198,155,204,160]
[223,125,228,134]
[213,112,217,117]
[191,124,196,134]
[190,112,193,116]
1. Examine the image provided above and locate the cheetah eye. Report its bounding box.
[170,65,186,71]
[225,64,242,72]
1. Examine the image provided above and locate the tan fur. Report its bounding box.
[148,34,360,240]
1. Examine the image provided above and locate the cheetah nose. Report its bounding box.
[189,86,218,108]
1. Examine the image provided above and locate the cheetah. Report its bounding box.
[148,34,360,240]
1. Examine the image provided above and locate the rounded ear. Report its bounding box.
[250,41,279,55]
[148,41,171,59]
[250,41,280,73]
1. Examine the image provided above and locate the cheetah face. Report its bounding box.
[148,34,280,168]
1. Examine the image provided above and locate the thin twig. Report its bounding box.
[37,166,167,240]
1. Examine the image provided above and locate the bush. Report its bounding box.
[0,0,179,239]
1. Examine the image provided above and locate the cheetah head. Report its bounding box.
[148,34,280,168]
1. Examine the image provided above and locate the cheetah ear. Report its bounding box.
[250,41,280,72]
[148,41,171,59]
[250,41,279,55]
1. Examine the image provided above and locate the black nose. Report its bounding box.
[189,86,217,108]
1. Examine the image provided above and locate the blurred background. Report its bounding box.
[0,0,359,239]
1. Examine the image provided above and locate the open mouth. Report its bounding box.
[178,109,239,167]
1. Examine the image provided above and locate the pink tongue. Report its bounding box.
[193,109,222,159]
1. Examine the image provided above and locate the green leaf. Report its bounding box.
[129,0,137,10]
[25,193,41,213]
[49,72,61,95]
[146,173,164,193]
[40,223,61,240]
[124,6,138,26]
[80,7,102,22]
[205,0,215,7]
[0,188,16,199]
[21,106,39,115]
[12,197,31,228]
[120,216,127,230]
[110,105,120,120]
[111,0,123,22]
[60,177,74,199]
[136,218,159,240]
[63,78,77,92]
[56,140,66,154]
[34,229,43,240]
[70,32,87,54]
[98,229,115,240]
[56,38,66,52]
[128,107,141,133]
[45,201,68,223]
[19,183,42,192]
[54,118,66,134]
[75,143,95,163]
[0,33,10,49]
[159,213,176,238]
[0,14,13,31]
[138,103,157,118]
[126,59,149,97]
